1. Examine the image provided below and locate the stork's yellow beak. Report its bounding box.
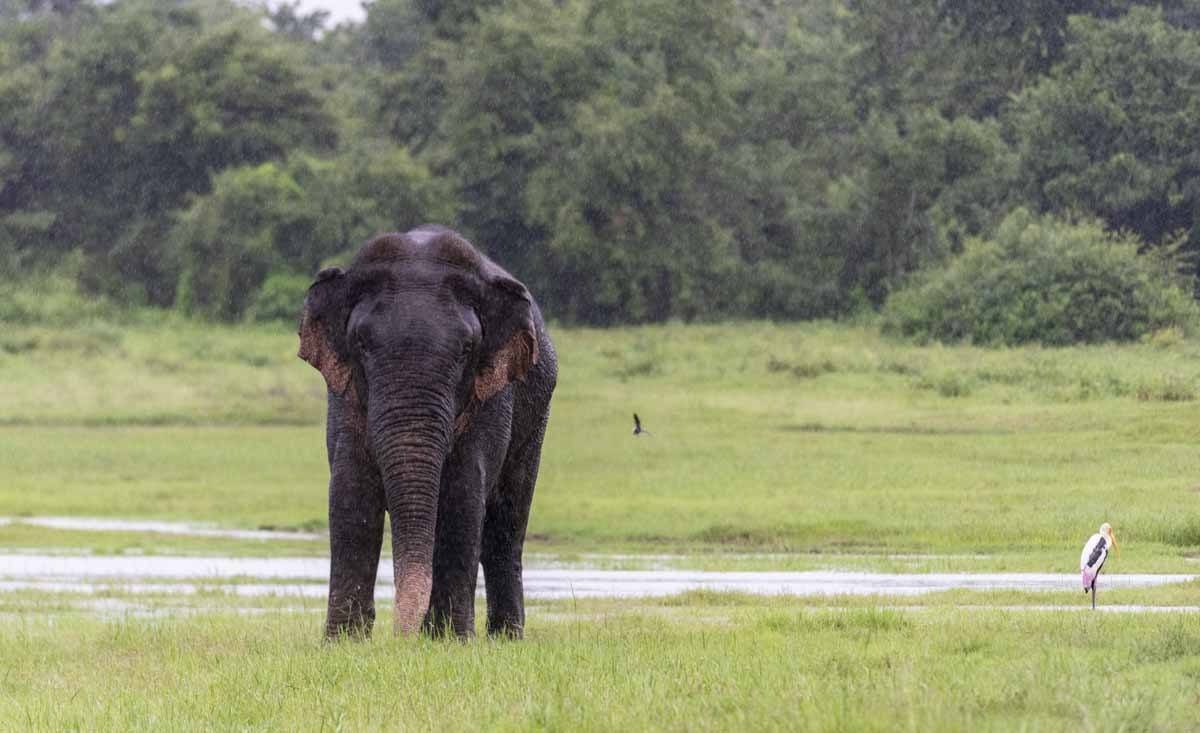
[1108,528,1119,558]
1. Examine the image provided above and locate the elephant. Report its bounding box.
[298,224,557,639]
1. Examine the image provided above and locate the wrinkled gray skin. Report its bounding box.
[298,225,556,639]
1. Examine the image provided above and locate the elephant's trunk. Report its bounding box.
[368,370,455,635]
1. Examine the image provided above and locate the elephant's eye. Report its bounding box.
[461,338,477,358]
[350,324,374,353]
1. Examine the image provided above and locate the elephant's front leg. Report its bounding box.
[424,449,489,638]
[326,437,386,639]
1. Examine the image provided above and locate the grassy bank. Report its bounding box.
[1,319,1199,567]
[1,600,1198,731]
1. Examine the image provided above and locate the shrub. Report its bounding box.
[0,254,122,326]
[246,272,312,324]
[882,209,1200,346]
[170,163,305,321]
[169,150,449,322]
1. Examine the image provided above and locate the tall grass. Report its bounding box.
[0,606,1196,731]
[5,317,1200,425]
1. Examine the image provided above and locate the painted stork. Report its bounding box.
[1080,522,1118,609]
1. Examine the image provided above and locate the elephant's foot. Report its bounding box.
[486,617,524,640]
[423,609,475,640]
[325,622,372,641]
[422,573,481,639]
[324,606,375,641]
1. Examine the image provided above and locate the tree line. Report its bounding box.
[2,0,1199,331]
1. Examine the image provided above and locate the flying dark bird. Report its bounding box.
[1080,522,1118,610]
[632,413,650,436]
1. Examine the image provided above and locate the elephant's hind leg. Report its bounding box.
[481,416,548,639]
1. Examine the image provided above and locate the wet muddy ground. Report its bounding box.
[0,516,322,541]
[2,517,1195,615]
[1,553,1193,600]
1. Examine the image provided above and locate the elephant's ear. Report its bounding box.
[298,267,353,396]
[474,273,539,402]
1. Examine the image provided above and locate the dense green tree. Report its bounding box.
[171,162,307,320]
[846,0,1200,118]
[266,1,331,42]
[1009,7,1200,258]
[4,0,1200,331]
[719,1,858,318]
[431,0,599,293]
[835,112,1015,305]
[2,0,87,16]
[361,0,447,151]
[171,147,451,319]
[362,0,428,66]
[940,1,1200,116]
[128,24,337,209]
[8,0,336,302]
[0,18,53,272]
[529,83,741,323]
[413,0,505,38]
[513,0,744,322]
[330,143,456,253]
[22,1,167,289]
[843,0,948,121]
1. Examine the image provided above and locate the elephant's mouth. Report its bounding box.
[452,396,480,436]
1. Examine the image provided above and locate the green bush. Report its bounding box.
[0,253,122,326]
[882,209,1199,346]
[246,272,311,323]
[170,162,305,321]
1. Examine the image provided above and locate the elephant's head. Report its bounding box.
[298,226,538,634]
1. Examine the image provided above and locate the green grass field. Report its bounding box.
[1,597,1198,731]
[1,318,1198,569]
[3,317,1200,730]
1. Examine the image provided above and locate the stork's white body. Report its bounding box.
[1080,533,1109,585]
[1080,523,1116,609]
